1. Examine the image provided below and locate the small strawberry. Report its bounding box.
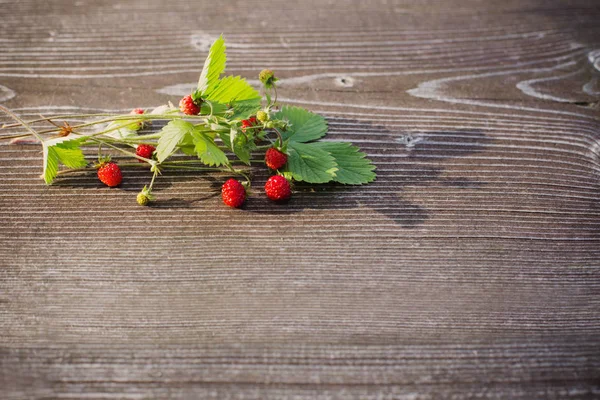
[259,69,277,88]
[97,162,122,187]
[129,108,146,129]
[136,185,154,206]
[241,116,258,133]
[265,147,287,170]
[136,144,155,161]
[137,192,150,206]
[256,110,269,123]
[179,95,200,115]
[221,178,246,208]
[264,175,291,201]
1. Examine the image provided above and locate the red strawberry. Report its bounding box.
[129,108,146,129]
[221,178,246,208]
[265,147,288,170]
[179,95,200,115]
[241,116,258,132]
[97,162,122,187]
[264,175,291,201]
[136,144,155,161]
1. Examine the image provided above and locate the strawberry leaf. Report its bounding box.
[43,137,88,184]
[229,98,262,120]
[204,76,261,105]
[274,106,327,143]
[197,35,226,95]
[155,120,196,163]
[191,128,229,167]
[313,142,376,185]
[284,141,337,183]
[229,127,253,165]
[199,100,229,116]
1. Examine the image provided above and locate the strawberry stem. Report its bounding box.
[272,127,284,147]
[86,136,152,164]
[147,169,159,192]
[0,105,44,143]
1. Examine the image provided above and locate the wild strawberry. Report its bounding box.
[265,147,287,170]
[179,95,200,115]
[264,175,291,201]
[259,69,277,88]
[97,162,122,187]
[241,116,258,133]
[137,192,150,206]
[136,144,155,161]
[221,178,246,208]
[136,185,154,206]
[129,108,146,129]
[256,110,269,123]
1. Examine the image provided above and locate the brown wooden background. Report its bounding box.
[1,0,600,398]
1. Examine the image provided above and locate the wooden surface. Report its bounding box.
[1,0,600,398]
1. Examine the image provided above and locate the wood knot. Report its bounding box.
[334,76,354,88]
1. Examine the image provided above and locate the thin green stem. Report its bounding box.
[0,133,33,141]
[160,165,244,173]
[55,162,151,176]
[55,167,94,176]
[120,132,162,142]
[147,169,159,191]
[1,113,122,129]
[8,113,205,135]
[232,159,264,164]
[0,105,44,142]
[272,127,284,147]
[85,136,152,164]
[236,170,252,183]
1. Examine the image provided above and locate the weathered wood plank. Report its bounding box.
[1,0,599,398]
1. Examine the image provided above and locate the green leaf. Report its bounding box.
[284,141,337,183]
[198,35,226,94]
[314,142,376,185]
[229,98,262,120]
[155,120,195,163]
[199,100,229,116]
[178,129,197,156]
[191,128,229,167]
[229,127,254,165]
[204,76,261,104]
[274,106,328,143]
[43,137,88,184]
[103,120,139,140]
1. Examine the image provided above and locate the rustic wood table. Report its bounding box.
[1,0,600,398]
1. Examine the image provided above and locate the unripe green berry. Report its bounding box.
[266,121,275,129]
[137,192,150,206]
[259,69,276,87]
[256,110,269,123]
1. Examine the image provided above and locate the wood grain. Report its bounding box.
[1,0,600,398]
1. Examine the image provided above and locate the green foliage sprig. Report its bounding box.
[1,35,376,206]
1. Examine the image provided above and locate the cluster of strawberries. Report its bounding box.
[96,108,155,188]
[96,105,292,209]
[180,92,292,208]
[221,143,292,209]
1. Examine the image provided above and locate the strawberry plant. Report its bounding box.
[0,35,376,207]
